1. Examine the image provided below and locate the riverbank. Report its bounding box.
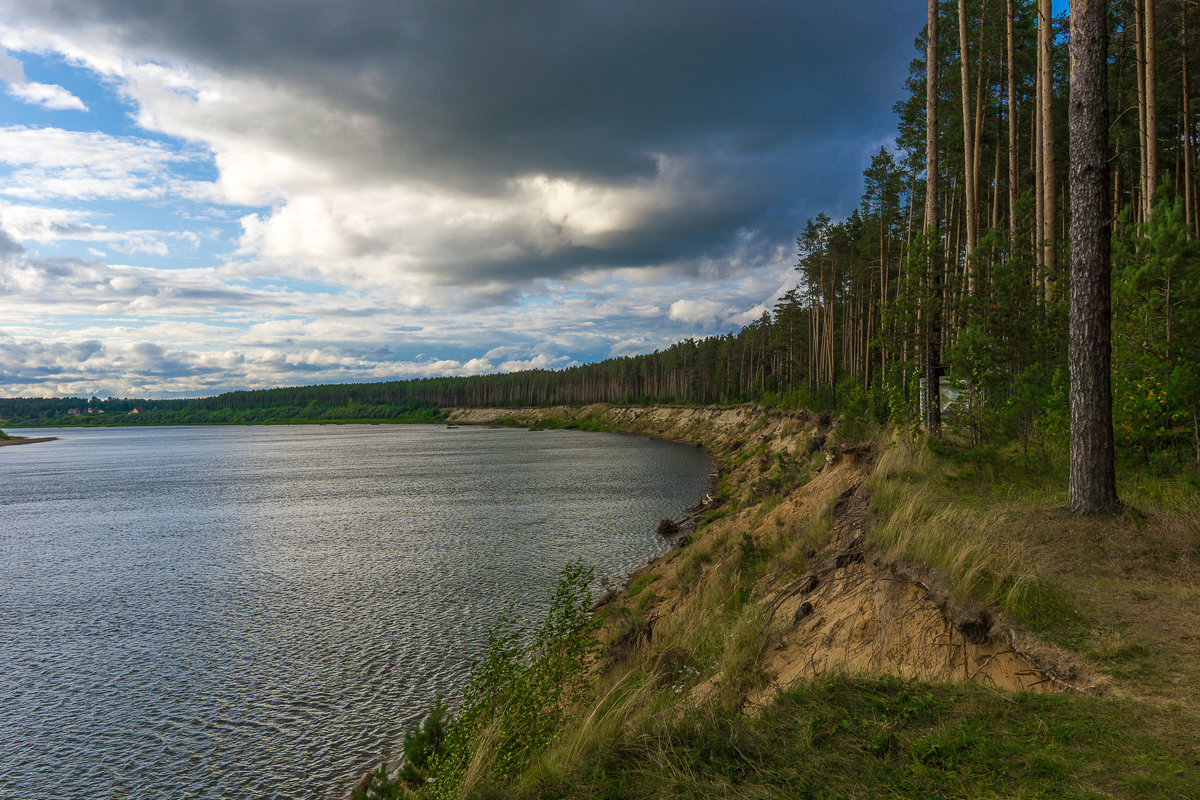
[447,404,1093,692]
[0,434,57,447]
[372,403,1200,799]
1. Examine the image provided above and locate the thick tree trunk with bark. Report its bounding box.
[1067,0,1120,514]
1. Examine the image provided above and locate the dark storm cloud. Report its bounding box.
[6,1,927,293]
[19,0,923,182]
[45,3,912,156]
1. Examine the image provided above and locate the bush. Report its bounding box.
[426,562,597,799]
[399,697,448,785]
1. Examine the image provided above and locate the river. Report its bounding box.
[0,424,712,799]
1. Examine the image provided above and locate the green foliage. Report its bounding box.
[400,697,448,785]
[1005,363,1056,462]
[0,390,446,427]
[424,562,597,799]
[350,762,397,800]
[837,383,889,442]
[1112,192,1200,469]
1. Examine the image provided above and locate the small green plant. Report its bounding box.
[624,572,659,599]
[399,697,448,784]
[426,562,597,799]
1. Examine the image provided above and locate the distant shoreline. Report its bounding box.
[0,435,58,447]
[0,416,441,429]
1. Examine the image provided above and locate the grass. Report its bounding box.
[623,572,660,599]
[867,477,1041,616]
[379,409,1200,800]
[869,441,1041,617]
[865,431,1200,709]
[512,674,1198,800]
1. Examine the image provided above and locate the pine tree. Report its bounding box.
[1067,0,1120,513]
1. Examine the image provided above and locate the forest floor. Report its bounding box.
[432,404,1200,799]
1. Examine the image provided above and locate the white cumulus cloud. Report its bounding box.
[10,81,87,111]
[668,298,726,326]
[1,48,87,110]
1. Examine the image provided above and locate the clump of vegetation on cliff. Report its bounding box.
[353,563,597,800]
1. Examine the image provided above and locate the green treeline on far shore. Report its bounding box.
[0,391,446,427]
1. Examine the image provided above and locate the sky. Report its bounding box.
[0,1,933,399]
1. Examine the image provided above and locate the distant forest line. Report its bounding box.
[4,0,1198,474]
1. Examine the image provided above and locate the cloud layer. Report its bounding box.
[0,1,924,397]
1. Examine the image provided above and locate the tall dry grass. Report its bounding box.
[868,440,1039,617]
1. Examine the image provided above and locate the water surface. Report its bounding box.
[0,424,712,799]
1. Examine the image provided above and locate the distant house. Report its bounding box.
[129,408,142,415]
[67,408,82,416]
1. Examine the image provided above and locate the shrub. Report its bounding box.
[427,562,597,799]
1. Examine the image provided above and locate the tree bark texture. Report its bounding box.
[1182,5,1194,235]
[1068,0,1120,514]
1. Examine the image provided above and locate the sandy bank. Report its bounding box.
[445,403,1101,695]
[0,435,57,448]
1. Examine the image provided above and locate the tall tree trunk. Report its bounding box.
[1007,0,1018,237]
[1035,55,1044,265]
[1145,0,1158,206]
[1182,5,1195,236]
[991,131,1001,232]
[1135,0,1149,220]
[1113,28,1128,221]
[959,0,978,292]
[1038,0,1057,302]
[973,10,988,231]
[925,0,942,433]
[1067,0,1119,514]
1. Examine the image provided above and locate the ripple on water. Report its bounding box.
[0,425,711,799]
